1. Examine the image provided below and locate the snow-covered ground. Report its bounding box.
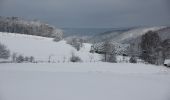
[0,63,170,100]
[1,32,170,100]
[115,26,165,43]
[0,32,101,62]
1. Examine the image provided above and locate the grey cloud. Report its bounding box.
[0,0,170,28]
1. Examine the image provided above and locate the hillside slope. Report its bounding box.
[157,27,170,40]
[89,26,166,43]
[0,32,101,62]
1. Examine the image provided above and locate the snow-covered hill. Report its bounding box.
[1,32,170,100]
[89,26,165,43]
[157,27,170,40]
[0,32,101,62]
[114,26,164,43]
[89,27,131,42]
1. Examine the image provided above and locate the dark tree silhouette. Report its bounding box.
[0,42,10,59]
[140,31,163,65]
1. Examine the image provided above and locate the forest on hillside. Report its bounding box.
[0,16,63,39]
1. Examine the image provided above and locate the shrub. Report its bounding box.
[129,56,137,63]
[29,56,35,63]
[108,54,117,63]
[53,37,62,42]
[70,52,82,62]
[16,55,25,63]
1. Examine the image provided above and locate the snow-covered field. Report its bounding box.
[0,63,170,100]
[1,32,170,100]
[0,32,101,62]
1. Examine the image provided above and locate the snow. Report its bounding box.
[0,32,101,62]
[0,63,170,100]
[165,59,170,64]
[115,26,165,43]
[164,59,170,66]
[0,63,169,74]
[1,32,170,100]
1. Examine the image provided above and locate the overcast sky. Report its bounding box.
[0,0,170,28]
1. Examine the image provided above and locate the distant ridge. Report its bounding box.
[89,26,167,43]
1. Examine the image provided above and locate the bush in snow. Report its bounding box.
[29,56,35,63]
[16,55,25,63]
[24,56,30,62]
[70,56,82,62]
[129,56,137,63]
[108,54,117,63]
[15,55,35,63]
[24,56,35,62]
[53,37,62,42]
[24,56,35,63]
[70,52,82,62]
[0,42,10,59]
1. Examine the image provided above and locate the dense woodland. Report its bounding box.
[90,31,170,65]
[0,16,63,39]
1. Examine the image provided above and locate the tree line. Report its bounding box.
[0,42,35,63]
[90,30,170,65]
[0,16,63,40]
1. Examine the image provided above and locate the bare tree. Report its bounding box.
[12,52,17,62]
[89,54,94,62]
[161,39,170,60]
[29,56,35,63]
[68,38,83,51]
[0,42,10,59]
[53,29,63,42]
[48,55,54,63]
[140,31,163,65]
[102,40,117,63]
